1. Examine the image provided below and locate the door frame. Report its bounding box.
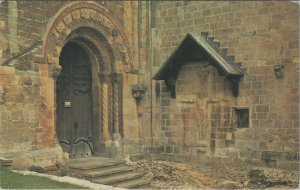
[42,2,131,158]
[56,41,95,158]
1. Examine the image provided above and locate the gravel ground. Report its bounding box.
[128,159,299,189]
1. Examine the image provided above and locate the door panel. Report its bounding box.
[56,42,93,159]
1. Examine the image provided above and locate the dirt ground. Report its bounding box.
[129,159,299,189]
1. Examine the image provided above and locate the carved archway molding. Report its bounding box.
[40,1,128,153]
[42,1,132,73]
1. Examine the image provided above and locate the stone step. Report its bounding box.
[69,157,152,189]
[92,172,144,185]
[114,177,152,189]
[82,165,134,178]
[0,157,12,167]
[69,159,126,170]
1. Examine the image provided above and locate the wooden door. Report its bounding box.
[56,42,93,159]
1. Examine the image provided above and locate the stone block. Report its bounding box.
[259,142,273,150]
[261,151,275,160]
[165,145,174,153]
[235,140,248,148]
[160,98,170,106]
[240,149,261,159]
[161,113,170,120]
[285,152,299,161]
[232,157,243,167]
[222,157,233,165]
[256,105,269,112]
[252,82,263,89]
[215,148,227,156]
[216,132,226,139]
[234,131,251,140]
[181,146,192,155]
[215,139,225,148]
[0,75,19,86]
[225,149,238,157]
[287,134,298,143]
[0,120,12,129]
[10,110,23,121]
[225,140,235,147]
[22,109,36,122]
[154,146,165,153]
[20,142,33,151]
[272,142,284,151]
[167,137,177,145]
[0,66,16,75]
[276,161,290,170]
[210,156,222,164]
[283,142,299,152]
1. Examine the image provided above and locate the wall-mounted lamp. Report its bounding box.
[131,84,147,101]
[274,64,285,79]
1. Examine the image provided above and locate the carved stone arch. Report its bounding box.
[43,1,132,72]
[44,1,128,156]
[65,28,114,73]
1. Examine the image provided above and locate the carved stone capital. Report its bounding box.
[98,72,111,83]
[49,64,62,80]
[111,72,122,83]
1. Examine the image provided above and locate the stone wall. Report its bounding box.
[0,1,67,168]
[140,1,299,171]
[0,0,141,168]
[0,0,299,171]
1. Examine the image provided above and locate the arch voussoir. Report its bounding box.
[43,1,132,72]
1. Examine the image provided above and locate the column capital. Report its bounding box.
[111,72,122,83]
[48,64,62,80]
[98,72,111,83]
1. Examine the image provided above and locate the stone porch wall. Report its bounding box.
[139,1,299,171]
[0,1,141,168]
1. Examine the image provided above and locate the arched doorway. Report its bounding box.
[42,2,132,159]
[56,42,93,159]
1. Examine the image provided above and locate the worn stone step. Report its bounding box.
[1,163,12,166]
[82,165,134,178]
[69,159,126,170]
[92,172,144,185]
[114,177,152,189]
[0,157,12,167]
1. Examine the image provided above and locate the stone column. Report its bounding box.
[99,73,111,141]
[113,83,119,134]
[112,73,121,135]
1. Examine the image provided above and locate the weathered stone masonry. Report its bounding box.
[0,1,299,171]
[145,1,299,171]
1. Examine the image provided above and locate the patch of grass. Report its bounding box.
[0,168,88,189]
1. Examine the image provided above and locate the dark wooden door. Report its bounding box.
[56,42,93,159]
